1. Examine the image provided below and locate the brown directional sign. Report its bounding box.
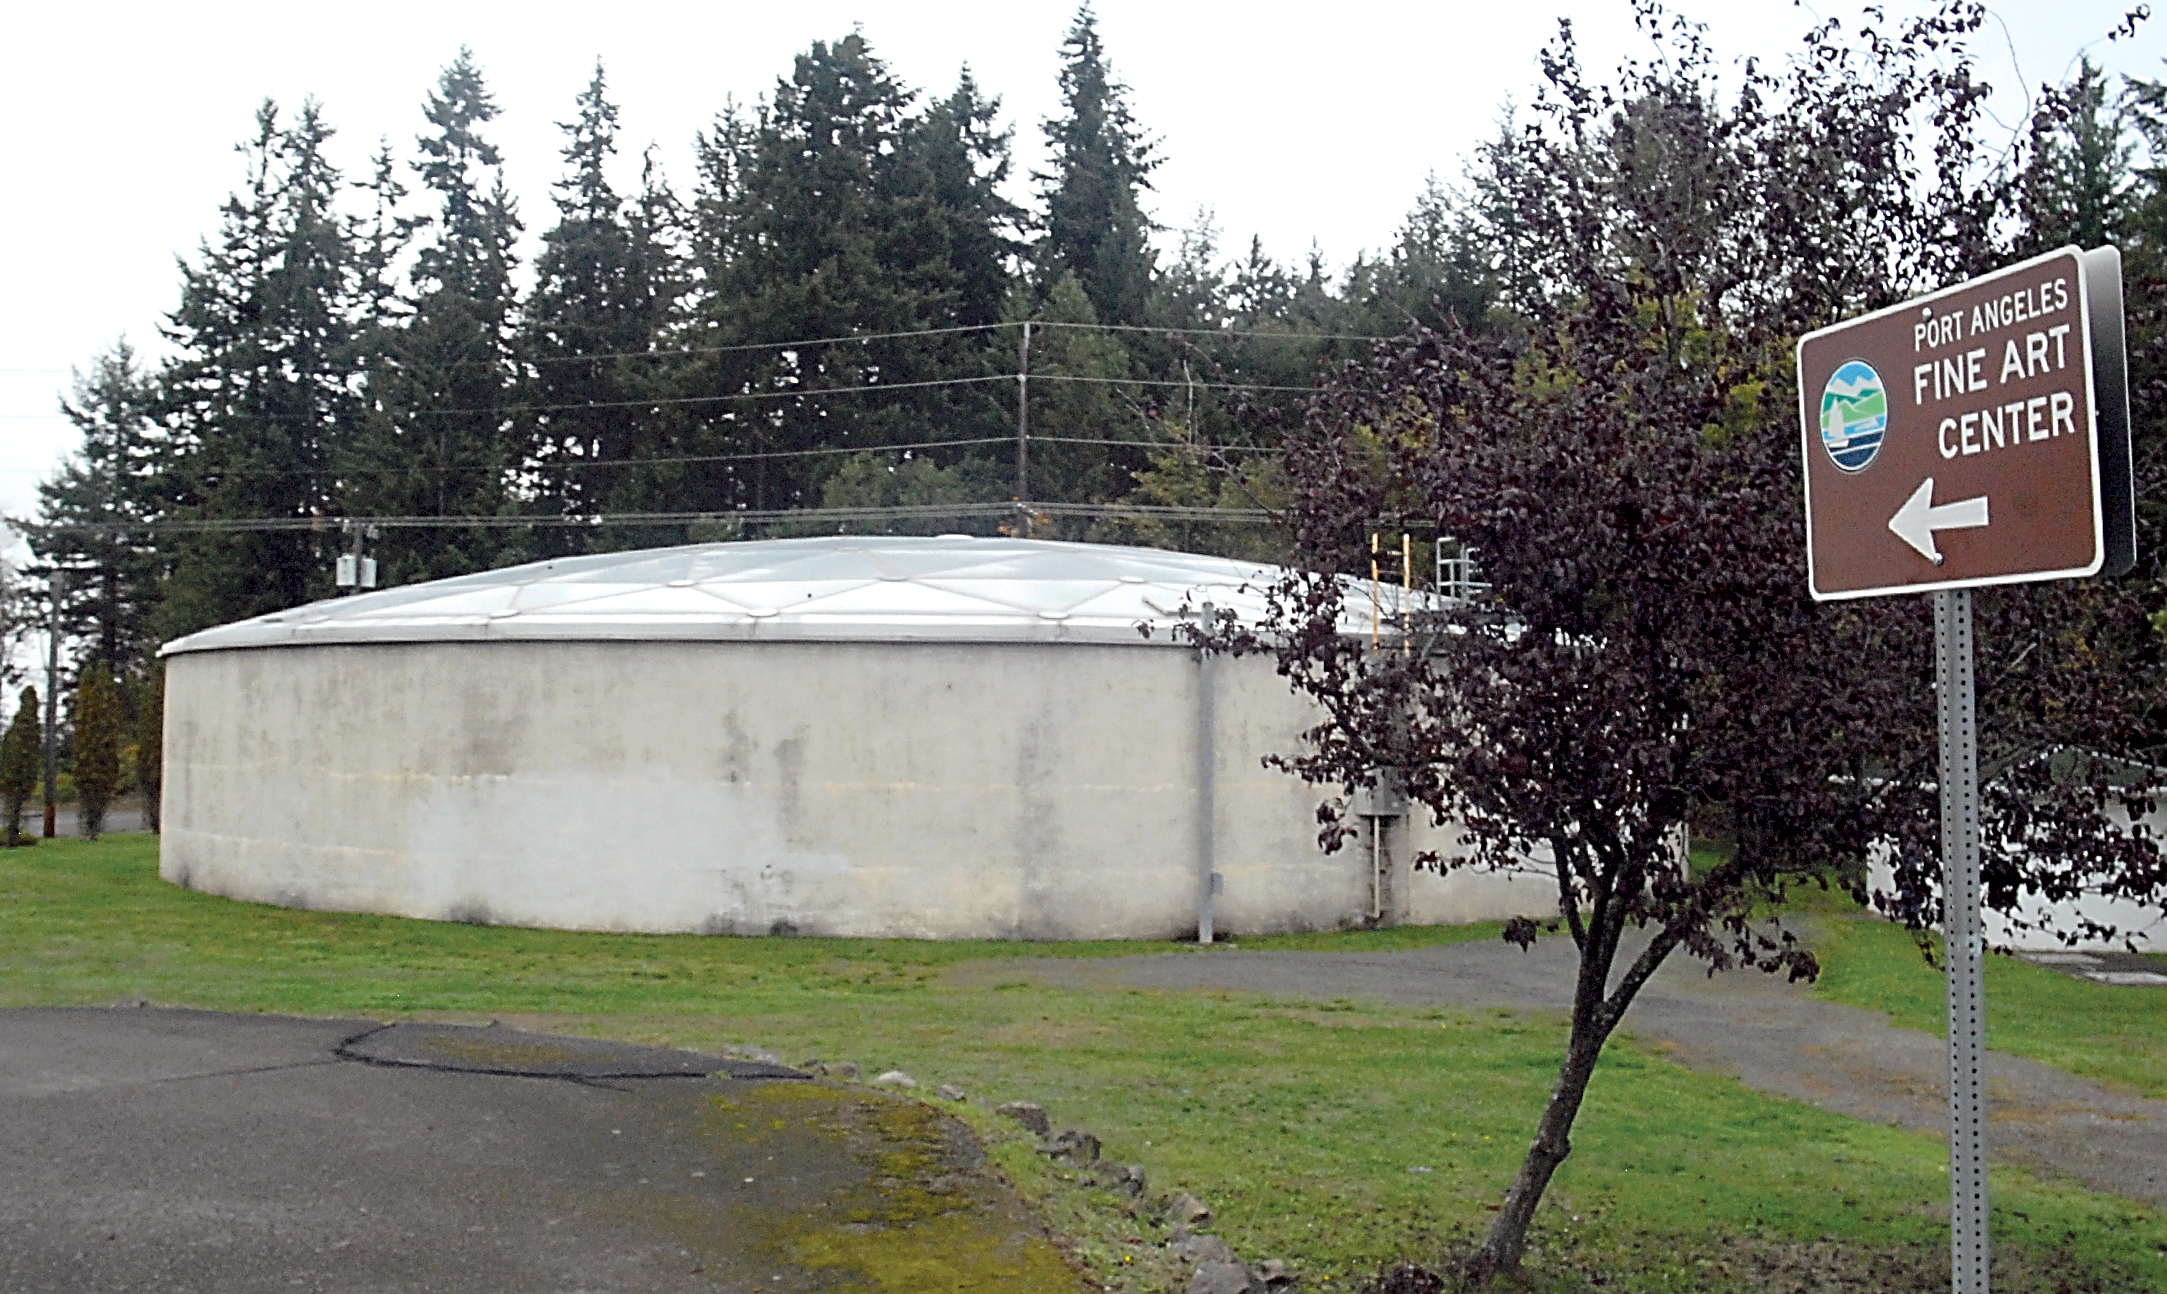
[1798,245,2134,601]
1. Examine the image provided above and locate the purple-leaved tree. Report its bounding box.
[1215,3,2167,1280]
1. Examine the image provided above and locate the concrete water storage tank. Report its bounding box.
[159,535,1546,940]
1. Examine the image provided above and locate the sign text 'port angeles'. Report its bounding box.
[1796,245,2133,601]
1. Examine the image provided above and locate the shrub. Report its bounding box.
[73,665,122,840]
[0,689,39,847]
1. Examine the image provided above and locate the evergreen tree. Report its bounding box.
[1152,209,1227,331]
[0,560,21,694]
[2018,59,2135,254]
[26,342,163,668]
[1034,5,1158,325]
[686,37,1018,516]
[348,49,523,583]
[918,68,1026,330]
[353,140,414,335]
[2019,61,2164,594]
[0,688,36,847]
[134,664,164,834]
[72,662,121,841]
[2120,68,2167,632]
[156,101,362,640]
[804,451,1009,536]
[1341,175,1497,337]
[1225,235,1293,327]
[520,63,685,540]
[1016,272,1138,513]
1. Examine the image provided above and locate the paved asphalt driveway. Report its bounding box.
[0,1008,1074,1294]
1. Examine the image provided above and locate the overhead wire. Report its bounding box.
[375,317,1394,371]
[15,319,1323,534]
[3,317,1371,421]
[13,367,1320,456]
[34,498,1276,536]
[169,435,1024,481]
[346,368,1317,419]
[177,433,1274,482]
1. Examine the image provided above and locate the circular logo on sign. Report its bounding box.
[1818,359,1887,473]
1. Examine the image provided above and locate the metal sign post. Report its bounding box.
[1796,245,2134,1294]
[1936,589,1988,1292]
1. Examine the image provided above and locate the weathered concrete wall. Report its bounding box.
[1401,823,1559,928]
[162,640,1550,940]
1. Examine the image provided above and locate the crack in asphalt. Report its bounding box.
[329,1021,809,1087]
[144,1058,345,1086]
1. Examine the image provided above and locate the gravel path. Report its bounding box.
[949,931,2167,1209]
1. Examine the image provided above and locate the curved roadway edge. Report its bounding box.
[947,934,2167,1209]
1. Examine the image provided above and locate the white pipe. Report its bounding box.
[1370,814,1384,921]
[1196,602,1216,944]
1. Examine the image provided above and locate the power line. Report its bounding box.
[1035,320,1391,342]
[164,435,1023,481]
[31,499,1276,536]
[379,368,1317,419]
[1031,500,1273,523]
[370,371,1019,418]
[406,318,1393,371]
[1026,373,1318,394]
[527,434,1020,468]
[0,319,1395,395]
[140,432,1273,485]
[506,320,1006,368]
[4,322,1352,422]
[1031,436,1281,453]
[9,367,1323,430]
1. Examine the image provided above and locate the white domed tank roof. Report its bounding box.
[160,534,1370,655]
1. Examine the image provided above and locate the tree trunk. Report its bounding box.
[1464,1027,1607,1281]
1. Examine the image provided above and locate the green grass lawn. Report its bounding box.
[1806,908,2167,1100]
[1695,845,2167,1099]
[1743,878,2167,1100]
[4,835,2163,1292]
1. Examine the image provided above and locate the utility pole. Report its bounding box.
[1015,321,1032,537]
[42,569,62,838]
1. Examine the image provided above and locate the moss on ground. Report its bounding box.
[702,1082,1080,1293]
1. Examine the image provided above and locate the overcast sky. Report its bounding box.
[3,1,2158,543]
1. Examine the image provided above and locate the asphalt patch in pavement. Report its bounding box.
[335,1020,807,1081]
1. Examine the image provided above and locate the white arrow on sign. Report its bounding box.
[1888,477,1990,565]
